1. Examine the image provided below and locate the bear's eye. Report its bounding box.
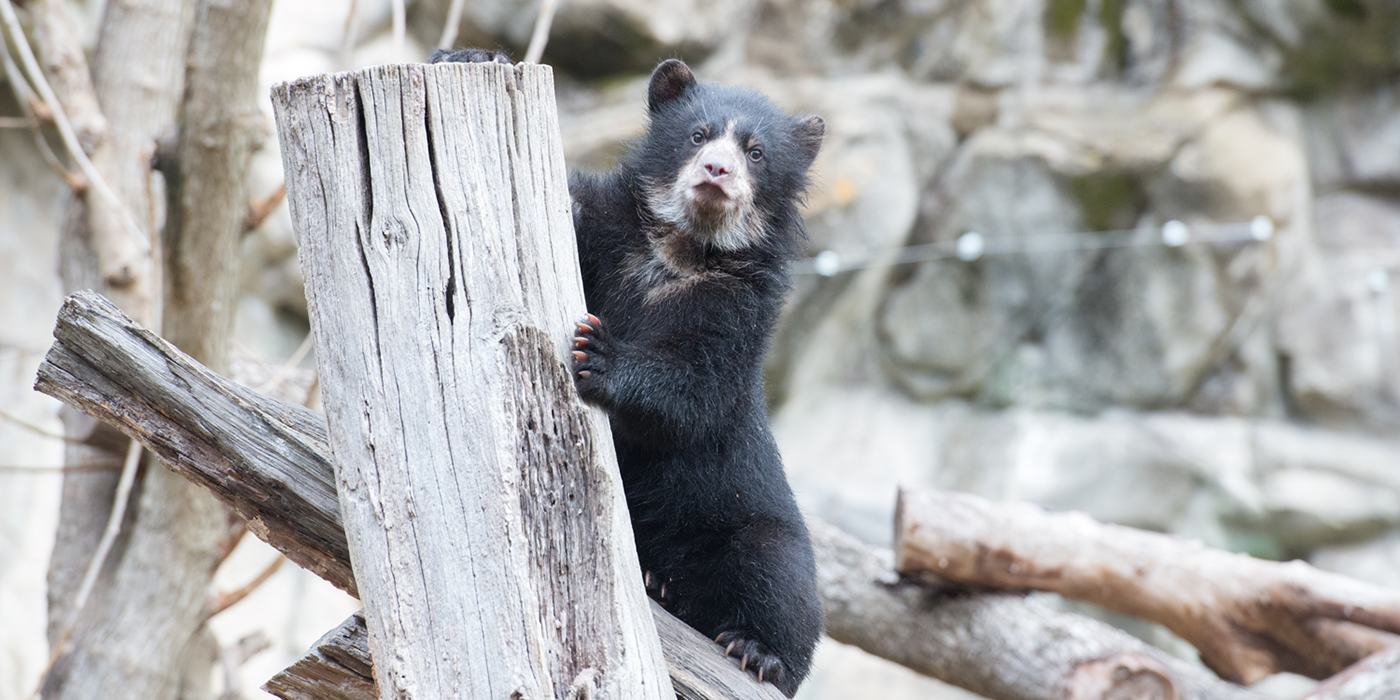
[690,131,705,145]
[748,148,763,162]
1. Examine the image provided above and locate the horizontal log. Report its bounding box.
[814,515,1266,700]
[895,486,1400,684]
[35,290,354,595]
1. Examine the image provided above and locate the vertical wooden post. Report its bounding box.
[270,63,671,700]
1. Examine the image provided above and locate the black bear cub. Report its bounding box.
[433,51,825,697]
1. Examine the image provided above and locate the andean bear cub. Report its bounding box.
[431,49,826,697]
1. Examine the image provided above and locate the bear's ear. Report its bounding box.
[648,59,696,113]
[794,115,825,164]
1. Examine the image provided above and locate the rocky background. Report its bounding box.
[4,0,1400,698]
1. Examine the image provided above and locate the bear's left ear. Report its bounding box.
[794,115,825,164]
[648,59,696,113]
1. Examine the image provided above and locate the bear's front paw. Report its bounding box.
[571,313,612,405]
[714,630,787,694]
[428,48,512,64]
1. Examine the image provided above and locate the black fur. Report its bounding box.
[434,51,825,697]
[429,47,512,65]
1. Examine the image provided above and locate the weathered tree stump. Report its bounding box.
[270,62,669,699]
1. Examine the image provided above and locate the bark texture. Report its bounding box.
[37,292,353,594]
[26,0,106,154]
[894,486,1400,684]
[812,516,1268,700]
[271,62,671,699]
[42,2,212,700]
[35,290,778,700]
[34,291,1299,700]
[161,0,274,371]
[42,0,276,697]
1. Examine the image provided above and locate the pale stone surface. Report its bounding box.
[794,638,988,700]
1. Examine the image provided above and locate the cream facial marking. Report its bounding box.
[646,120,767,252]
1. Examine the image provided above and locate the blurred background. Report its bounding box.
[3,0,1400,698]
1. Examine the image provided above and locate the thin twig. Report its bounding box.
[245,181,286,231]
[27,440,144,700]
[0,406,85,444]
[0,461,123,474]
[0,29,84,189]
[0,0,145,251]
[211,556,285,616]
[438,0,467,49]
[254,331,314,393]
[523,0,558,64]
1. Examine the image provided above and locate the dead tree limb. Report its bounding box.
[812,517,1267,700]
[26,0,106,153]
[161,0,274,373]
[34,290,784,700]
[36,291,1286,700]
[32,0,222,698]
[36,291,354,593]
[895,486,1400,684]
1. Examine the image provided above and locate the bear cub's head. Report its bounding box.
[634,60,825,253]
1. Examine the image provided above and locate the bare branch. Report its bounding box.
[211,556,284,616]
[27,440,144,700]
[0,0,149,254]
[814,516,1268,700]
[0,29,84,188]
[1306,647,1400,700]
[437,0,467,49]
[895,487,1400,684]
[523,0,558,64]
[245,181,286,231]
[25,0,105,152]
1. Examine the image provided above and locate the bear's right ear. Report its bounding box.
[648,59,696,113]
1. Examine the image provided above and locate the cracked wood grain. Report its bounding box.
[270,62,670,700]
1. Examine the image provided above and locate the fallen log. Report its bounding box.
[895,486,1400,684]
[35,290,1288,700]
[813,517,1265,700]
